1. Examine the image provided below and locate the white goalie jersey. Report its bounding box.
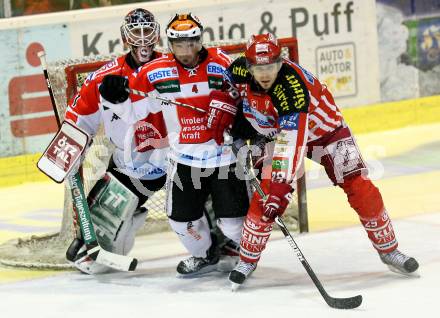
[65,54,169,180]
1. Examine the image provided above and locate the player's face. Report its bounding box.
[170,39,201,68]
[249,62,282,91]
[129,28,156,65]
[131,44,154,64]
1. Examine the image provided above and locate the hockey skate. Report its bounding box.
[217,239,240,272]
[229,260,257,291]
[176,242,220,277]
[379,249,419,276]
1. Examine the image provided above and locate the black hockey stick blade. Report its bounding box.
[324,293,363,309]
[275,216,363,309]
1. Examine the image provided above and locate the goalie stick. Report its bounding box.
[232,142,363,309]
[38,51,137,272]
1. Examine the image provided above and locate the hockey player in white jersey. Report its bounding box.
[63,8,169,274]
[99,13,249,276]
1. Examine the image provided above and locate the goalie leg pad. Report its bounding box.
[88,172,141,254]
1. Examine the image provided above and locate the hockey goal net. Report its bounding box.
[0,37,307,269]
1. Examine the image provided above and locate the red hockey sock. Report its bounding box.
[239,184,274,263]
[239,214,273,263]
[341,175,398,253]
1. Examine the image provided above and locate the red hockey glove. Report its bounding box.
[206,90,237,144]
[261,182,293,221]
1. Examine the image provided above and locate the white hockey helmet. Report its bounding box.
[166,13,203,41]
[120,8,160,47]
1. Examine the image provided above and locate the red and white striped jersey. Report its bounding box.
[127,47,235,168]
[64,53,169,180]
[227,56,343,184]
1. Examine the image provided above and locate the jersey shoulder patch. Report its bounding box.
[269,62,310,115]
[209,47,233,65]
[228,56,251,84]
[83,56,124,86]
[285,59,316,85]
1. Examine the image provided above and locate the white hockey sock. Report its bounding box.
[168,215,212,258]
[217,217,245,244]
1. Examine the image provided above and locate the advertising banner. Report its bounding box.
[377,0,440,101]
[0,0,379,157]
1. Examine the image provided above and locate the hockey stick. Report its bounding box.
[38,51,137,272]
[128,88,206,113]
[232,143,362,309]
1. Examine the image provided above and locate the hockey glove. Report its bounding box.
[99,75,129,104]
[261,182,293,221]
[206,90,237,144]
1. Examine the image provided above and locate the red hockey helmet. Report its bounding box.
[245,33,281,65]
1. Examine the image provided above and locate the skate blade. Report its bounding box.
[176,263,219,278]
[387,265,421,278]
[231,282,241,292]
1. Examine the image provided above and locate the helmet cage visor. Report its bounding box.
[121,21,160,47]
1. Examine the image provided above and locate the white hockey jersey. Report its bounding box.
[125,48,235,168]
[65,53,169,180]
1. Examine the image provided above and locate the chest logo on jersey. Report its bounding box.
[207,63,224,76]
[147,67,179,83]
[278,113,299,130]
[243,98,275,128]
[206,63,224,89]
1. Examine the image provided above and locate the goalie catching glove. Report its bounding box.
[206,90,238,144]
[261,181,293,221]
[99,74,129,104]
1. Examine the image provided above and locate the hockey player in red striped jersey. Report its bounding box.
[99,13,249,276]
[64,9,169,274]
[207,33,419,288]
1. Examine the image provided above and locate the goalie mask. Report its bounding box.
[120,8,160,63]
[166,13,204,67]
[245,33,282,91]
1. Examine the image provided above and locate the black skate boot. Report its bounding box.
[229,260,257,291]
[176,239,220,277]
[217,239,240,272]
[379,249,419,276]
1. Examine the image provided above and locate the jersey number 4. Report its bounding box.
[192,84,198,94]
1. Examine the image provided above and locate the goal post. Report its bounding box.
[0,37,308,269]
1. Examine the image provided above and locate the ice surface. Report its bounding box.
[0,213,438,318]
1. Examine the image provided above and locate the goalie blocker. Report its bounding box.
[67,172,148,274]
[37,120,91,183]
